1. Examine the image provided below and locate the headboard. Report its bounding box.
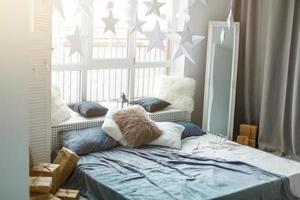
[51,109,191,151]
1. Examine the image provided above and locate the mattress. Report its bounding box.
[180,133,300,198]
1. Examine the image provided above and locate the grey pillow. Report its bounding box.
[60,127,119,155]
[176,121,206,139]
[69,101,108,118]
[130,97,171,112]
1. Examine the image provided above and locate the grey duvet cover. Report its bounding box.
[66,146,298,200]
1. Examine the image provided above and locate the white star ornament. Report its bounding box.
[128,15,146,33]
[173,22,205,64]
[177,20,194,45]
[144,0,165,17]
[173,36,205,64]
[102,11,119,33]
[66,27,85,57]
[144,22,166,52]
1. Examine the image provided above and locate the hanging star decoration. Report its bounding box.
[227,9,234,30]
[144,0,165,17]
[189,0,207,8]
[177,20,194,45]
[66,26,85,57]
[102,11,119,33]
[144,21,166,52]
[53,0,65,19]
[75,0,93,17]
[173,20,205,64]
[128,14,146,33]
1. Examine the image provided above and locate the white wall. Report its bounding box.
[0,0,29,199]
[185,0,231,125]
[28,0,52,163]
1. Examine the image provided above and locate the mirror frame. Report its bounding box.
[202,21,240,140]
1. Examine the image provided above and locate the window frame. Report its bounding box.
[52,0,173,103]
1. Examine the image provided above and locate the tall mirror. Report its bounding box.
[202,21,240,140]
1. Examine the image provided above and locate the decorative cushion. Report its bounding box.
[176,121,206,139]
[102,105,161,148]
[130,97,171,112]
[51,87,71,124]
[113,105,162,148]
[157,76,196,112]
[60,127,119,155]
[150,122,184,149]
[68,101,108,118]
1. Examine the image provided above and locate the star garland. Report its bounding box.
[144,21,167,52]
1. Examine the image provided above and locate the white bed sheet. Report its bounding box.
[180,133,300,197]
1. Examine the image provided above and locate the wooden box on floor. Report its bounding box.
[238,124,258,148]
[239,124,252,136]
[55,188,80,200]
[31,163,60,194]
[30,177,52,194]
[237,135,249,146]
[249,126,258,140]
[53,147,80,186]
[239,124,258,138]
[249,139,256,148]
[30,193,61,200]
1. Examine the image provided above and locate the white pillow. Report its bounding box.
[157,76,196,112]
[150,122,185,149]
[51,87,71,125]
[102,108,128,145]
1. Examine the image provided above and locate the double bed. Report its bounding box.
[65,133,300,200]
[52,109,300,200]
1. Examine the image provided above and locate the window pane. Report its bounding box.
[93,0,129,59]
[52,0,172,104]
[134,67,167,98]
[87,68,129,102]
[52,71,81,103]
[52,0,83,65]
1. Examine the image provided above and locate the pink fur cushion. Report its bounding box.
[112,105,161,148]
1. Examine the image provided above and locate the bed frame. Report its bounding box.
[51,109,191,150]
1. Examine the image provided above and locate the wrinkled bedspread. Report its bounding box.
[66,147,298,200]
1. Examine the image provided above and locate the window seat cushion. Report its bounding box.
[68,101,108,118]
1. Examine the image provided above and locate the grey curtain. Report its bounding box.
[233,0,300,160]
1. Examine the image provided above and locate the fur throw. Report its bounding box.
[157,76,196,113]
[51,87,71,124]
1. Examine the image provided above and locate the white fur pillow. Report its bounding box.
[102,108,127,145]
[157,76,196,112]
[150,122,185,149]
[51,87,71,124]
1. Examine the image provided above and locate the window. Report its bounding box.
[52,0,173,104]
